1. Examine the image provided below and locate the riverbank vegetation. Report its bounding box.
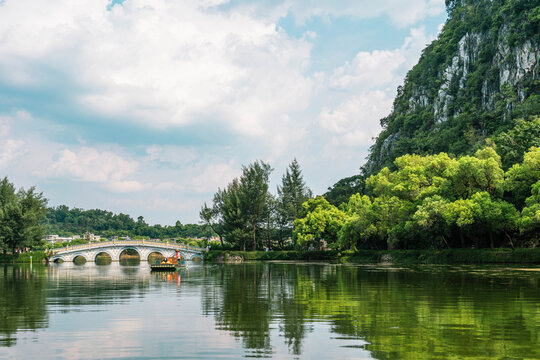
[202,137,538,252]
[206,248,540,264]
[200,159,312,251]
[296,144,539,251]
[0,251,48,264]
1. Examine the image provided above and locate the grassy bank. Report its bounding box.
[206,248,540,264]
[0,251,49,264]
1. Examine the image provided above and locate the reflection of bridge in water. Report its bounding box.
[48,240,206,263]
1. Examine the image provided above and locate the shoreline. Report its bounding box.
[2,248,539,265]
[205,248,540,265]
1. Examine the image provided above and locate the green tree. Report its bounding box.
[0,177,18,254]
[450,146,504,199]
[199,202,225,245]
[220,179,250,251]
[324,174,365,207]
[338,194,376,250]
[518,180,540,247]
[0,177,48,254]
[493,117,540,169]
[444,198,476,248]
[505,147,540,208]
[277,159,312,244]
[470,192,518,249]
[240,161,273,251]
[412,195,452,248]
[367,153,457,203]
[293,196,345,250]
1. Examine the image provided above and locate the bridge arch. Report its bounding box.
[73,255,88,264]
[119,247,142,262]
[52,256,65,263]
[190,255,203,262]
[147,251,165,262]
[94,250,115,263]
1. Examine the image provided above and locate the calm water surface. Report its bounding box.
[1,262,539,359]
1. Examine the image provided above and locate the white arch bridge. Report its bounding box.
[47,240,206,263]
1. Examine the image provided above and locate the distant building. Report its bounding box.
[43,235,80,244]
[84,232,101,242]
[43,235,60,244]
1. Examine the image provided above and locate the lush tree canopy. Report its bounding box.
[0,177,48,254]
[299,146,538,251]
[201,160,312,250]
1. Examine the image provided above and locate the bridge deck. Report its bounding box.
[50,240,206,255]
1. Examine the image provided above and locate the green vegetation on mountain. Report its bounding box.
[326,0,539,205]
[367,0,539,172]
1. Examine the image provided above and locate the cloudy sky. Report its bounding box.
[0,0,447,224]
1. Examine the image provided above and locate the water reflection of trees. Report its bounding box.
[202,264,325,355]
[0,265,48,347]
[202,263,540,359]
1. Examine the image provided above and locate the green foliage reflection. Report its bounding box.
[203,263,540,359]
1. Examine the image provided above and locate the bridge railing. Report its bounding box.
[49,240,206,255]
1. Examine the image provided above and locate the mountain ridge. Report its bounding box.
[325,0,539,204]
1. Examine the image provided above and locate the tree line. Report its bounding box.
[44,206,213,240]
[0,176,215,254]
[199,159,312,251]
[295,145,539,251]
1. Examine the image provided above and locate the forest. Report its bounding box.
[200,120,539,251]
[44,206,213,240]
[297,144,538,251]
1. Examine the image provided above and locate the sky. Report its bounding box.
[0,0,448,225]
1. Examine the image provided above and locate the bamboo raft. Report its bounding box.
[150,257,187,271]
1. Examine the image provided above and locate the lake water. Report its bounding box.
[1,262,539,359]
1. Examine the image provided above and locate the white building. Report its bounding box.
[84,232,101,242]
[43,235,60,243]
[43,235,79,244]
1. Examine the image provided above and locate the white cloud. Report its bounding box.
[48,147,144,192]
[0,138,25,168]
[328,26,433,92]
[320,91,392,147]
[191,161,240,193]
[0,0,313,141]
[319,27,435,148]
[0,116,10,138]
[0,115,25,168]
[329,50,404,91]
[146,145,199,166]
[284,0,445,27]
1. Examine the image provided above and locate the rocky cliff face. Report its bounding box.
[364,0,539,174]
[431,27,538,123]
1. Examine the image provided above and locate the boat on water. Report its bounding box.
[150,251,188,271]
